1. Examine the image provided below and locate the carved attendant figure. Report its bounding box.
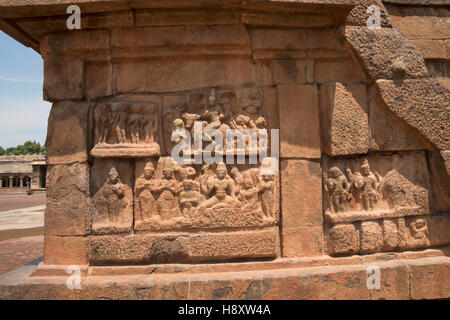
[259,173,275,219]
[155,161,180,220]
[135,162,157,222]
[238,171,260,213]
[179,180,203,216]
[357,160,380,211]
[324,167,350,213]
[102,167,126,223]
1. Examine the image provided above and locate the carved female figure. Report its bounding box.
[102,167,126,223]
[259,173,275,219]
[324,167,350,213]
[135,162,157,222]
[155,162,180,220]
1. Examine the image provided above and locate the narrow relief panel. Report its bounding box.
[322,152,431,255]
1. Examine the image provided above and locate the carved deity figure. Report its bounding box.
[135,162,157,222]
[101,167,126,223]
[154,160,180,219]
[179,180,203,216]
[111,103,129,144]
[238,171,260,212]
[324,167,350,213]
[127,105,143,144]
[95,104,113,144]
[199,163,239,209]
[143,107,159,144]
[410,218,429,240]
[230,167,243,196]
[259,172,275,219]
[357,160,380,211]
[201,89,230,145]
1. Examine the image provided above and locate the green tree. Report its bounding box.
[2,141,46,155]
[0,147,5,155]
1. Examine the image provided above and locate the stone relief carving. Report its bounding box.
[134,158,278,231]
[323,154,432,256]
[92,161,133,234]
[91,102,160,158]
[163,87,268,156]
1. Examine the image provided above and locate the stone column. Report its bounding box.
[19,176,24,188]
[9,176,13,189]
[0,177,3,188]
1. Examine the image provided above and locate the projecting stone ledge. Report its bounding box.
[0,254,449,299]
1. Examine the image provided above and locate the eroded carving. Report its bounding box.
[91,102,160,158]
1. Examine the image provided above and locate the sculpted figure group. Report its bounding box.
[94,102,159,145]
[134,159,276,223]
[324,159,382,213]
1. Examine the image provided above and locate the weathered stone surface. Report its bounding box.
[281,160,323,228]
[273,60,313,84]
[41,29,109,56]
[46,101,89,164]
[278,84,320,158]
[360,221,384,254]
[345,27,428,80]
[389,15,450,40]
[44,236,89,265]
[90,229,278,264]
[281,226,323,258]
[411,39,446,60]
[346,0,392,27]
[43,56,84,101]
[427,152,450,212]
[314,59,368,83]
[368,85,431,152]
[428,216,450,247]
[45,163,91,236]
[410,257,450,300]
[135,9,240,26]
[376,79,450,150]
[320,82,369,156]
[327,224,360,255]
[114,59,257,93]
[85,62,113,99]
[369,261,410,300]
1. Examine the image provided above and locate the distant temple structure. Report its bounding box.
[0,155,46,191]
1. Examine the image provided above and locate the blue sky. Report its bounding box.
[0,31,51,149]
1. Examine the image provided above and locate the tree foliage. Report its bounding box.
[0,141,46,155]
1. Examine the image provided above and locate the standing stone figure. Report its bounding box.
[135,162,157,222]
[179,180,203,216]
[238,171,260,213]
[94,104,113,144]
[102,167,126,223]
[324,167,350,213]
[355,160,380,211]
[155,160,180,220]
[259,172,275,219]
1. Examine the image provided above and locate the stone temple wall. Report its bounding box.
[0,0,448,299]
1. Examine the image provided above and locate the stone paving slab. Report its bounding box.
[0,236,43,275]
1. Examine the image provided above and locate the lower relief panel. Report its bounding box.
[323,152,432,256]
[90,157,280,264]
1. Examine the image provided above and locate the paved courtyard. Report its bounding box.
[0,192,45,275]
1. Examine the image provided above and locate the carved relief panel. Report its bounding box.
[322,152,431,255]
[134,157,279,231]
[91,102,161,158]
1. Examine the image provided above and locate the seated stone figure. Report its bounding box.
[199,163,240,209]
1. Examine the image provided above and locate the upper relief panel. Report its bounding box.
[91,102,161,158]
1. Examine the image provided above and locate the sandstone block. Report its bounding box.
[45,163,91,236]
[44,236,89,265]
[114,59,257,93]
[345,27,428,80]
[273,60,313,84]
[411,39,446,60]
[281,226,323,258]
[278,84,320,158]
[410,257,450,300]
[85,62,113,99]
[346,0,392,28]
[314,60,367,83]
[320,82,369,156]
[46,101,89,164]
[135,9,240,26]
[43,56,84,101]
[360,221,383,254]
[327,224,360,255]
[376,79,450,150]
[90,229,278,264]
[389,15,450,39]
[427,152,450,212]
[281,160,323,228]
[41,29,109,56]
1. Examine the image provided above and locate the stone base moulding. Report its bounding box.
[0,254,449,299]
